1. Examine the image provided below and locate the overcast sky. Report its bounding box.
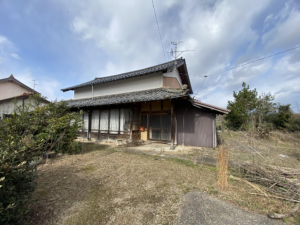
[0,0,299,111]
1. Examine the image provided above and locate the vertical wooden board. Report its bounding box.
[141,102,150,111]
[141,131,148,140]
[163,77,181,88]
[170,100,175,149]
[176,102,214,148]
[163,100,171,110]
[151,101,161,111]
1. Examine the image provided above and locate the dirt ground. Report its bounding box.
[27,135,300,225]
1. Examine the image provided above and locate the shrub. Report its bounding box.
[0,95,82,224]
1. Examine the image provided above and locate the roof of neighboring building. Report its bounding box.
[191,98,230,114]
[0,92,50,103]
[0,75,38,94]
[61,58,193,94]
[66,88,189,108]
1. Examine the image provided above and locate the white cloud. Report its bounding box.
[0,35,9,44]
[262,3,300,50]
[14,71,61,101]
[0,34,18,66]
[10,53,21,60]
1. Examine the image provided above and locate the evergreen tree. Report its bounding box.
[225,82,258,130]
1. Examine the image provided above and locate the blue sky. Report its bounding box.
[0,0,299,111]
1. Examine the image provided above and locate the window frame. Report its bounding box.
[149,114,171,141]
[86,107,138,136]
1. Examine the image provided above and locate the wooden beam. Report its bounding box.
[130,107,133,141]
[170,100,175,150]
[118,108,121,135]
[88,110,92,140]
[98,110,101,140]
[108,109,110,135]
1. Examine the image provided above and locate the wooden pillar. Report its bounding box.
[147,102,152,141]
[170,100,175,150]
[130,107,133,141]
[118,108,121,135]
[88,110,92,140]
[98,110,101,140]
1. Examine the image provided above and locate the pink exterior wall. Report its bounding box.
[0,81,30,100]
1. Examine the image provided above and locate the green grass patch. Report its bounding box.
[81,165,96,173]
[166,157,198,168]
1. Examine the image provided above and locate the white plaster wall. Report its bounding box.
[74,85,92,100]
[163,69,182,87]
[74,72,163,99]
[0,98,47,119]
[0,99,23,118]
[0,82,30,100]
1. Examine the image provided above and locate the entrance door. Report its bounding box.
[149,114,171,141]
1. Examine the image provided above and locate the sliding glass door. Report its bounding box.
[149,114,171,141]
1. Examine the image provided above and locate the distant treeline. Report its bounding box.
[224,82,300,131]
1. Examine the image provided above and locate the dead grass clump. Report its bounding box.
[217,145,230,190]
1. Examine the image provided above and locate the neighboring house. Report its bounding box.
[61,58,230,149]
[0,75,48,119]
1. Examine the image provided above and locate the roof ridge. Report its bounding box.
[94,58,183,80]
[61,58,189,93]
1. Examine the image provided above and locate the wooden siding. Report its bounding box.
[163,77,181,88]
[176,100,216,148]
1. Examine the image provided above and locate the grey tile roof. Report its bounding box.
[66,88,189,108]
[191,98,230,114]
[61,58,187,92]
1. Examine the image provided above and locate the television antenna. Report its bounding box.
[33,79,38,90]
[168,41,194,65]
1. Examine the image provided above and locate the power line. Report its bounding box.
[192,45,300,78]
[151,0,167,62]
[194,76,207,96]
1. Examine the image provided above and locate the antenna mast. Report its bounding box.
[168,41,194,65]
[33,79,38,90]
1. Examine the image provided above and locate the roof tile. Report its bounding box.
[66,88,189,108]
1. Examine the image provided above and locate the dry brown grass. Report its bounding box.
[27,140,300,224]
[217,146,230,190]
[28,146,216,225]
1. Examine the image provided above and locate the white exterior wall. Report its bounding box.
[74,86,92,100]
[0,98,47,119]
[0,82,30,100]
[163,69,182,87]
[74,72,163,99]
[0,99,23,118]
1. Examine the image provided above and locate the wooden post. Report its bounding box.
[88,110,92,140]
[147,114,150,140]
[98,110,101,140]
[147,102,152,140]
[170,100,175,150]
[118,108,121,135]
[130,107,133,141]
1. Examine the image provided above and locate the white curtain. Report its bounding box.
[120,108,130,133]
[91,110,99,131]
[132,109,140,130]
[109,109,119,134]
[100,110,109,133]
[83,112,89,131]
